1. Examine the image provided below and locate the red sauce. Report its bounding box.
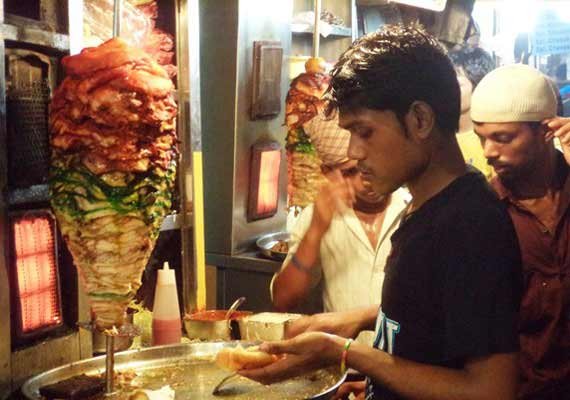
[152,318,182,346]
[186,310,252,321]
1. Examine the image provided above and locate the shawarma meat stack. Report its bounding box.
[285,58,329,209]
[132,0,177,78]
[49,38,177,329]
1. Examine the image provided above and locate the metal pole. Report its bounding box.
[105,335,115,394]
[113,0,122,38]
[176,0,206,312]
[313,0,322,58]
[101,0,119,341]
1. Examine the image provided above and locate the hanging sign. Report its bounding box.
[533,9,570,56]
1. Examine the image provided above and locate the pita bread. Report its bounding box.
[215,345,278,371]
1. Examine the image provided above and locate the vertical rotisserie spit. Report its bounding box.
[49,38,178,330]
[285,59,329,210]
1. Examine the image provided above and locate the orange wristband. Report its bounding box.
[340,338,353,375]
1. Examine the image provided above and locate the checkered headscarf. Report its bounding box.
[303,112,350,167]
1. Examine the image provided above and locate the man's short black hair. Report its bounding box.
[327,24,460,136]
[449,46,495,89]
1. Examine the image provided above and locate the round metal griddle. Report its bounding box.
[256,231,291,261]
[22,341,344,400]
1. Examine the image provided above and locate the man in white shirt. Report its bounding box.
[271,113,409,333]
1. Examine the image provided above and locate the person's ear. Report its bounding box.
[404,101,436,141]
[531,122,552,144]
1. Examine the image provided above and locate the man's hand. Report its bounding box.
[238,332,344,384]
[544,117,570,164]
[332,380,366,400]
[311,169,355,237]
[285,307,377,339]
[272,168,357,312]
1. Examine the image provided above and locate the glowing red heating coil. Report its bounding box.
[256,149,281,214]
[248,142,282,220]
[12,214,62,332]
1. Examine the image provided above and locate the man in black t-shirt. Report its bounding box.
[368,168,521,399]
[240,25,522,400]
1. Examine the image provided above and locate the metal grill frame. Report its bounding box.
[6,79,51,188]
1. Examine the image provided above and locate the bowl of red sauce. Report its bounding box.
[184,310,252,340]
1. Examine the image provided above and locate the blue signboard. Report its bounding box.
[533,9,570,56]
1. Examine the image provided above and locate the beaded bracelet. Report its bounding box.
[340,338,354,375]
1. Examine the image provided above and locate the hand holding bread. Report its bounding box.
[215,345,279,371]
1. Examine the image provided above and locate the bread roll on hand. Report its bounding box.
[215,345,279,371]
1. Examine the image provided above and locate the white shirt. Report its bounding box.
[271,188,410,313]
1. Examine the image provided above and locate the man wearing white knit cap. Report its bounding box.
[271,111,409,344]
[472,63,570,400]
[303,112,352,166]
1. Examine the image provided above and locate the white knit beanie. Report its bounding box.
[303,112,351,167]
[471,64,557,123]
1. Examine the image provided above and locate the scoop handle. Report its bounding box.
[225,297,246,330]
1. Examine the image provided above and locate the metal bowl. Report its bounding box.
[21,342,345,400]
[256,231,291,261]
[92,311,135,354]
[184,310,252,340]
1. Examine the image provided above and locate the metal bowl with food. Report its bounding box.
[256,231,291,261]
[184,309,253,341]
[22,342,345,400]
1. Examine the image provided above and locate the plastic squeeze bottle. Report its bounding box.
[152,262,182,345]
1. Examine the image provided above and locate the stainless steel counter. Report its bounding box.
[207,252,323,315]
[206,252,282,274]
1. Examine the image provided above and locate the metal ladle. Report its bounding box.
[212,297,247,396]
[225,296,246,331]
[212,371,239,396]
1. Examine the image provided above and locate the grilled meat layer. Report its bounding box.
[49,38,177,329]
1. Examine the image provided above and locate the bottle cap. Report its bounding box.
[157,261,176,285]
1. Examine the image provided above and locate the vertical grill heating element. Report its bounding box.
[248,142,282,221]
[257,150,281,214]
[11,212,62,336]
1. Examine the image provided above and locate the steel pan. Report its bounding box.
[184,310,252,340]
[256,231,291,261]
[22,341,345,400]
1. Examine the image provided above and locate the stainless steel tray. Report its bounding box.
[256,231,291,261]
[22,341,344,400]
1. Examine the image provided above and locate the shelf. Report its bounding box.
[1,23,69,52]
[291,23,352,38]
[206,251,282,274]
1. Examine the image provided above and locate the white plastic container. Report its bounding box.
[238,312,303,341]
[152,262,182,346]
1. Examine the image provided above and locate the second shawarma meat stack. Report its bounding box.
[285,58,329,209]
[49,38,178,329]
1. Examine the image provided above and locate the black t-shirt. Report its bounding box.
[366,170,523,400]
